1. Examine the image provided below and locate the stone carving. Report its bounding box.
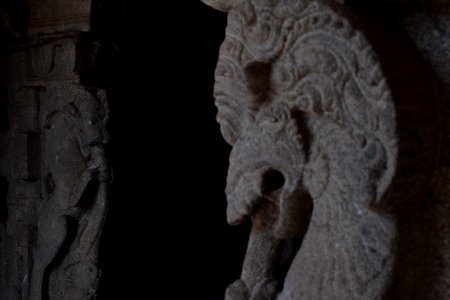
[27,38,77,80]
[0,26,112,297]
[202,0,400,298]
[30,88,110,300]
[0,0,120,296]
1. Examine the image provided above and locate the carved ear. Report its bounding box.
[44,111,60,129]
[64,102,81,118]
[201,0,244,12]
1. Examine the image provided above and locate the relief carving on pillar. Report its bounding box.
[202,0,441,299]
[30,87,110,300]
[27,37,77,81]
[0,0,125,298]
[0,12,114,298]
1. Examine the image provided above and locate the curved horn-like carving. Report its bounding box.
[213,1,400,299]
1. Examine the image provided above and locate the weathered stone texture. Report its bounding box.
[202,0,449,299]
[0,1,112,299]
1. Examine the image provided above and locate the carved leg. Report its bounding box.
[29,216,68,300]
[226,218,281,300]
[50,184,108,299]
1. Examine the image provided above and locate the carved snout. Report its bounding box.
[226,191,261,226]
[226,167,286,226]
[226,165,312,237]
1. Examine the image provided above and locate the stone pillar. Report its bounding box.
[201,0,450,299]
[0,1,115,299]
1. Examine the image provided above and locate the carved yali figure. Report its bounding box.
[202,0,399,299]
[30,89,110,300]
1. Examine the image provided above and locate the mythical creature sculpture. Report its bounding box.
[30,88,110,300]
[202,0,399,299]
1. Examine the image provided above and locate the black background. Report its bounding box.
[97,2,250,299]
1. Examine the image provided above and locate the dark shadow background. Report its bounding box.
[96,2,250,299]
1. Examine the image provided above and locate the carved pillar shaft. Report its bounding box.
[0,1,115,299]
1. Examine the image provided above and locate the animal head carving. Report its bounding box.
[209,0,399,298]
[214,0,396,231]
[71,93,107,141]
[44,89,109,157]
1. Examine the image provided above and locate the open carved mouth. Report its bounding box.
[227,168,287,224]
[227,195,260,225]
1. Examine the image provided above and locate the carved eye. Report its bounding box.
[88,120,96,126]
[262,169,285,193]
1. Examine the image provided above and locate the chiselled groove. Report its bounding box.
[275,236,302,288]
[290,110,312,161]
[244,61,272,103]
[206,0,400,299]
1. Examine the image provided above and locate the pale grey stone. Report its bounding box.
[203,0,447,299]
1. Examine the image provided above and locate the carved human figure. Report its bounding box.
[202,0,398,299]
[30,90,110,300]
